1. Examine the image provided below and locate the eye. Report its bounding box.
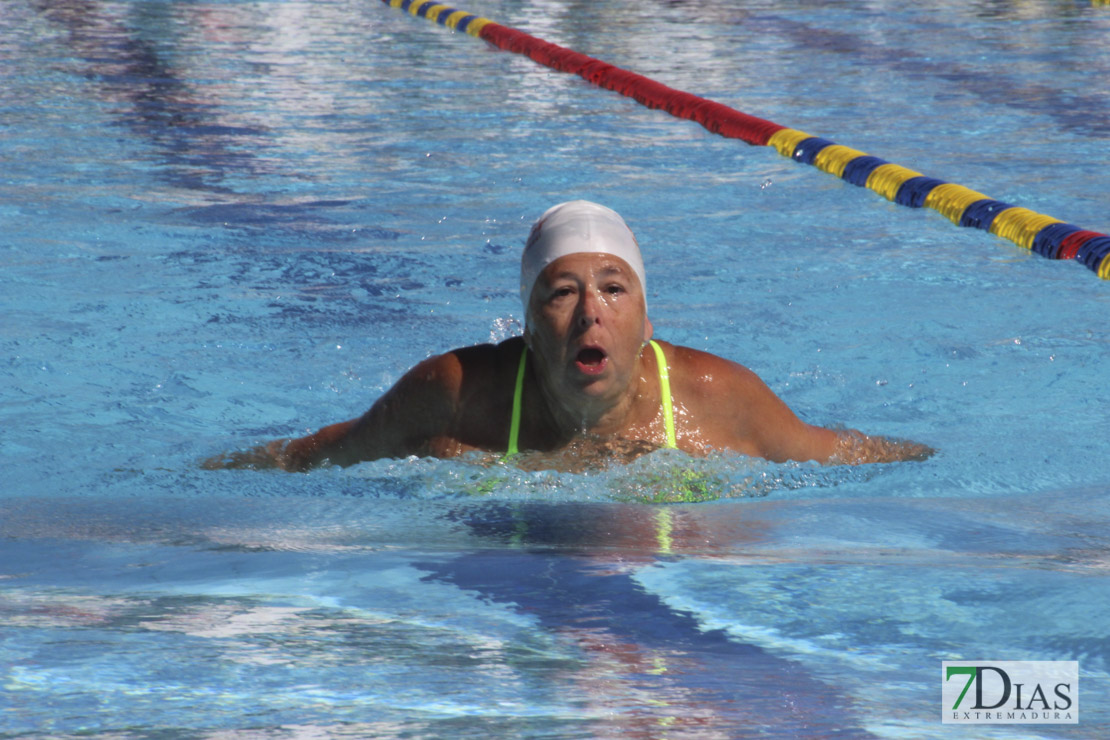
[604,283,625,296]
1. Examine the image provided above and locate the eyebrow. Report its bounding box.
[597,264,628,277]
[548,264,629,282]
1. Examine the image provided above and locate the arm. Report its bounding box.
[826,428,934,465]
[681,347,933,465]
[735,371,840,464]
[743,377,934,465]
[203,351,463,472]
[741,376,934,465]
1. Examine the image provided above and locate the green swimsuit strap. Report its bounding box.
[504,340,677,459]
[505,346,528,458]
[649,339,678,449]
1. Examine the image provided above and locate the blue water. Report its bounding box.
[2,0,1109,737]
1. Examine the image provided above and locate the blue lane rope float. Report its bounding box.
[380,0,1110,280]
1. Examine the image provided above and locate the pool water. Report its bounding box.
[2,0,1109,737]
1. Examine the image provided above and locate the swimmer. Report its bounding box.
[205,200,933,472]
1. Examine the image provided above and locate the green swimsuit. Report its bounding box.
[504,339,677,457]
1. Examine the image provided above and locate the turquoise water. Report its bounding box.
[2,0,1109,737]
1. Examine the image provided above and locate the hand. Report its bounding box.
[830,430,935,465]
[201,439,290,470]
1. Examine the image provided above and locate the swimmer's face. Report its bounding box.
[525,253,652,401]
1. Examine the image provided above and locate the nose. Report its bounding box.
[576,288,600,330]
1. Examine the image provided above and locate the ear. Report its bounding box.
[642,316,654,344]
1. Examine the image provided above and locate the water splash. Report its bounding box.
[341,448,887,504]
[488,315,523,343]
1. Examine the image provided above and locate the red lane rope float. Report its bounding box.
[381,0,1109,280]
[473,13,784,145]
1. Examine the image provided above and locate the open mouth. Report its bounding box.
[575,347,608,375]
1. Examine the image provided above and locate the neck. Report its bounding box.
[531,356,647,443]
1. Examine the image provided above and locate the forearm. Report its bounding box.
[202,419,360,472]
[201,438,293,471]
[827,429,935,465]
[281,420,359,470]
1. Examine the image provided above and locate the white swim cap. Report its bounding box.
[520,200,646,317]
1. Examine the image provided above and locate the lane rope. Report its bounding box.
[381,0,1110,280]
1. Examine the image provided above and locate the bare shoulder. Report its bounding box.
[436,337,525,401]
[654,341,834,461]
[656,341,766,398]
[397,338,521,388]
[654,341,775,432]
[344,337,525,460]
[209,338,528,470]
[653,341,929,465]
[456,336,527,376]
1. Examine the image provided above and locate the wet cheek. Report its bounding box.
[537,309,572,334]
